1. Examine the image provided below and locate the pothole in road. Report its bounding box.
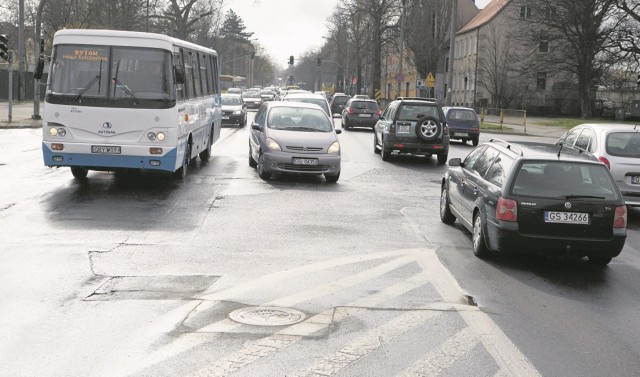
[228,306,307,326]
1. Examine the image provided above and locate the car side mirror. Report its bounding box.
[251,123,262,131]
[448,158,462,167]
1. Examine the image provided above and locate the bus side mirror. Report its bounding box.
[34,55,45,80]
[174,65,185,85]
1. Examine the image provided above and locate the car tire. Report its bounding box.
[588,256,612,266]
[440,186,456,225]
[257,153,271,181]
[373,134,381,154]
[415,116,441,141]
[381,139,392,161]
[71,166,88,179]
[343,118,349,130]
[472,137,479,146]
[325,171,340,183]
[248,144,257,168]
[437,153,448,164]
[472,211,491,259]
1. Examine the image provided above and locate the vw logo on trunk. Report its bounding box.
[564,202,572,209]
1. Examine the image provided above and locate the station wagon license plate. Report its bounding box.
[632,176,640,184]
[292,158,319,166]
[398,125,410,133]
[544,211,589,224]
[455,132,469,137]
[358,114,372,117]
[91,145,121,154]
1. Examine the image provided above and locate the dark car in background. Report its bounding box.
[442,106,480,146]
[342,99,381,130]
[221,93,247,127]
[330,93,351,115]
[373,97,449,163]
[440,139,627,265]
[242,90,263,110]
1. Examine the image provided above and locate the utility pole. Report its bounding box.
[446,0,457,106]
[396,0,406,98]
[32,0,46,120]
[18,0,25,101]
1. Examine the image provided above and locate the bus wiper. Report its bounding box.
[112,77,138,103]
[74,75,101,102]
[75,60,103,102]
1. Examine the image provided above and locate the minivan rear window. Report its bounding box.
[606,132,640,158]
[511,161,619,200]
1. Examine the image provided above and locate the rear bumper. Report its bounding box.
[382,133,450,155]
[449,128,479,139]
[486,219,626,258]
[222,113,245,125]
[344,114,378,127]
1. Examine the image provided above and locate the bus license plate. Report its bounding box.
[398,125,410,133]
[632,176,640,184]
[292,158,318,166]
[544,211,589,224]
[91,145,121,154]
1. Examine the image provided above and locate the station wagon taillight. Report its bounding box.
[496,197,518,222]
[598,156,610,170]
[613,205,627,228]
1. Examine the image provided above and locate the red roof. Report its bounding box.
[457,0,511,35]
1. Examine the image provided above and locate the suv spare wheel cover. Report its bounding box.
[416,115,441,141]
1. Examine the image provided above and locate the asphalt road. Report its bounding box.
[0,113,639,376]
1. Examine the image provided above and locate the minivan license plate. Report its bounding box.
[632,176,640,184]
[91,145,121,154]
[292,158,318,165]
[544,211,589,224]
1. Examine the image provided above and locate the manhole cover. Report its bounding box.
[228,306,306,326]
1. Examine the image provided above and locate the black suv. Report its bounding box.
[373,97,449,163]
[440,139,627,265]
[330,93,351,115]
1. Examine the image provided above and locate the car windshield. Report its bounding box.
[398,105,438,121]
[221,96,242,105]
[267,107,333,132]
[242,91,261,99]
[606,132,640,158]
[511,161,619,200]
[283,97,330,115]
[333,96,349,104]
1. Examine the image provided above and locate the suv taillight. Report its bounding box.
[613,205,627,228]
[443,123,449,135]
[598,156,610,170]
[496,197,518,222]
[347,107,354,114]
[375,109,382,116]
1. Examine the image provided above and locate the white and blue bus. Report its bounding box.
[41,29,222,179]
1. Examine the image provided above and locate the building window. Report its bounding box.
[539,40,549,53]
[537,72,547,90]
[520,6,532,19]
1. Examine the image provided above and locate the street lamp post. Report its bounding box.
[396,0,405,98]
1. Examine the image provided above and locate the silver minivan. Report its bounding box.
[557,123,640,206]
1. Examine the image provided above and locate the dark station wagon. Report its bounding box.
[440,139,627,265]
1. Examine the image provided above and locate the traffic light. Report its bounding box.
[317,58,321,66]
[288,55,294,65]
[0,34,8,62]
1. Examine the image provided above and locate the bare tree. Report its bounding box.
[612,0,640,64]
[513,0,620,118]
[154,0,215,40]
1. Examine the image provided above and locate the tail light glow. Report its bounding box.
[598,156,610,170]
[496,197,518,222]
[613,205,627,228]
[347,107,354,114]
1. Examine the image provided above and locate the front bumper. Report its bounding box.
[262,151,341,175]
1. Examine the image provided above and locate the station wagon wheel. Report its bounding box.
[70,167,88,179]
[248,144,257,168]
[472,211,491,258]
[440,186,456,224]
[257,153,271,181]
[415,116,441,141]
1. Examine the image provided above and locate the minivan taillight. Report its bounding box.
[613,205,627,228]
[496,197,518,222]
[598,156,610,170]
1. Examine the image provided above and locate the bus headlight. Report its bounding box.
[49,127,66,137]
[157,132,166,141]
[147,132,157,141]
[327,141,340,154]
[57,128,66,137]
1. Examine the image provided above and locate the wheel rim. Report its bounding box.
[440,189,448,218]
[420,120,438,138]
[472,216,482,250]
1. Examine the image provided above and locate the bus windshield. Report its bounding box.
[48,44,175,108]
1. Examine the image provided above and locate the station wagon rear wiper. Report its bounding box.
[566,195,605,200]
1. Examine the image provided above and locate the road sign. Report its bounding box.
[426,72,436,88]
[416,79,425,88]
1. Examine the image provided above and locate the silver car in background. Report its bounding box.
[249,101,342,182]
[556,123,640,206]
[281,92,333,118]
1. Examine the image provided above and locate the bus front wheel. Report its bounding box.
[71,167,88,179]
[173,142,191,180]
